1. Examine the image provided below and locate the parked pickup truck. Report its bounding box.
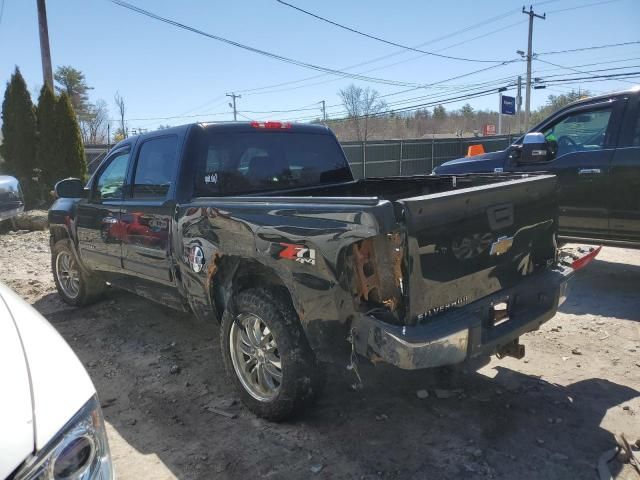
[50,121,579,420]
[435,86,640,249]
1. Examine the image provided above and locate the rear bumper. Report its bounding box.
[351,265,573,370]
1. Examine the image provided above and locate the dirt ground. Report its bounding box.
[1,230,638,479]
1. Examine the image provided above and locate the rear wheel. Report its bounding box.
[52,239,106,306]
[221,288,322,421]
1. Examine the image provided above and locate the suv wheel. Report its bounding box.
[221,288,322,421]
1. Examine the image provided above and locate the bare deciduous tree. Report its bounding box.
[114,91,127,139]
[79,100,108,144]
[338,84,387,143]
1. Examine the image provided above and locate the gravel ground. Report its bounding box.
[1,230,638,479]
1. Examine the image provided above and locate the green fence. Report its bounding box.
[340,135,515,179]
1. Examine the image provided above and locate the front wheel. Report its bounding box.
[221,288,322,421]
[52,239,106,306]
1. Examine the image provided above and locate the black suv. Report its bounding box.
[435,86,640,248]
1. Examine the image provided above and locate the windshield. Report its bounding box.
[194,130,352,196]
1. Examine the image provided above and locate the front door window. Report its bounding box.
[95,151,130,200]
[542,108,612,158]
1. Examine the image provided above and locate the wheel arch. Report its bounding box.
[210,256,299,323]
[49,224,71,246]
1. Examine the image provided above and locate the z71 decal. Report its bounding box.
[272,243,316,266]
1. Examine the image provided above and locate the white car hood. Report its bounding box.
[0,288,33,479]
[0,284,95,478]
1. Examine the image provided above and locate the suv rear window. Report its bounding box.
[194,131,352,196]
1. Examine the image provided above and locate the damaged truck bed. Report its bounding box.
[49,121,577,420]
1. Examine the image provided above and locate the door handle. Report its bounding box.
[578,168,602,175]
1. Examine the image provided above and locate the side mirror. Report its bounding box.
[55,178,86,198]
[519,132,552,163]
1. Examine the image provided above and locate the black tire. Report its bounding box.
[221,287,322,421]
[51,239,106,306]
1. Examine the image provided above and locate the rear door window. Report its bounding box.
[132,136,179,199]
[196,131,351,195]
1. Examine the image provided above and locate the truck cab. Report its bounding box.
[435,86,640,248]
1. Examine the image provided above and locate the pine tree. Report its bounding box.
[1,67,38,206]
[56,92,87,181]
[36,85,58,199]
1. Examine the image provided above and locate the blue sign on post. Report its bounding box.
[501,95,516,115]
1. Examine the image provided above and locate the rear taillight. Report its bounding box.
[250,121,292,129]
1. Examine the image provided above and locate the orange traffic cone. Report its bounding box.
[467,144,485,157]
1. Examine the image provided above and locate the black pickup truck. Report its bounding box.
[435,86,640,249]
[50,121,577,420]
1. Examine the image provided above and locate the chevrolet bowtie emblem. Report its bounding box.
[490,236,514,256]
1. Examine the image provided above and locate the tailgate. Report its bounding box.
[398,175,558,325]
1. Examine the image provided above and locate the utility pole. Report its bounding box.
[226,93,241,121]
[36,0,53,89]
[522,5,545,130]
[321,100,327,122]
[516,75,522,134]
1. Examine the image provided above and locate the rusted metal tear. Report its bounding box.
[353,238,382,304]
[206,252,222,289]
[352,235,403,311]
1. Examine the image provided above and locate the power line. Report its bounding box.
[233,68,640,124]
[280,70,640,123]
[537,62,640,78]
[114,103,325,123]
[110,111,230,122]
[546,0,620,14]
[537,40,640,56]
[242,106,321,114]
[532,56,640,73]
[535,58,638,85]
[288,82,519,122]
[226,0,577,101]
[128,61,639,126]
[111,0,430,89]
[263,19,527,97]
[536,71,640,84]
[324,87,511,122]
[274,0,507,63]
[233,6,534,96]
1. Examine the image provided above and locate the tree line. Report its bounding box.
[328,84,590,142]
[1,67,85,208]
[0,65,133,208]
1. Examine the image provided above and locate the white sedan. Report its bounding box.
[0,283,113,479]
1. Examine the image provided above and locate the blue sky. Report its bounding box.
[1,0,639,131]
